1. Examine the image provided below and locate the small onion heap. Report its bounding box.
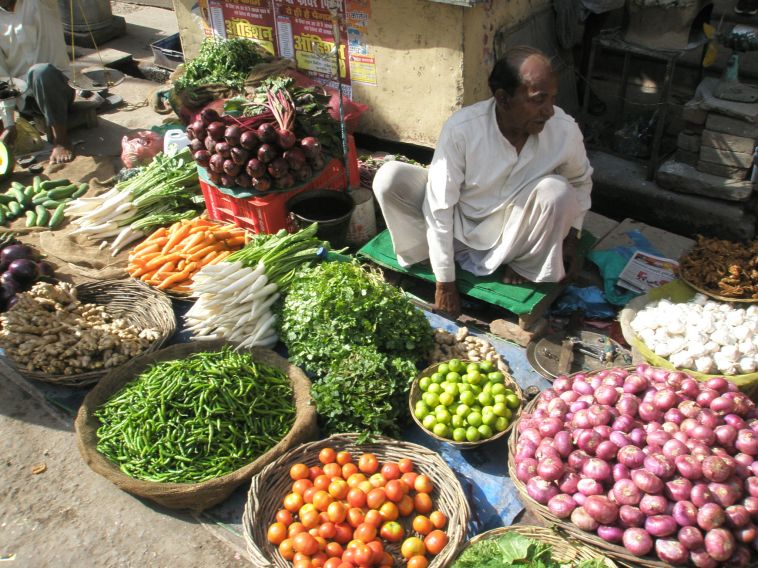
[514,365,758,567]
[187,102,326,192]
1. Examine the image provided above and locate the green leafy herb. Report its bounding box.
[175,38,269,92]
[279,260,434,378]
[452,532,608,568]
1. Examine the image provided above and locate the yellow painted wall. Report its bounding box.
[171,0,551,147]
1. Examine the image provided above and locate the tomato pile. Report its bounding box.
[266,447,450,567]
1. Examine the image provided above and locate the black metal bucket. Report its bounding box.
[287,190,355,249]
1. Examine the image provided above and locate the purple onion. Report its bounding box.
[577,478,604,497]
[622,527,653,556]
[640,494,668,516]
[613,478,642,506]
[597,525,624,544]
[619,505,645,528]
[526,477,558,504]
[655,538,689,565]
[665,478,693,502]
[646,514,678,537]
[547,494,577,519]
[673,500,698,527]
[679,525,705,550]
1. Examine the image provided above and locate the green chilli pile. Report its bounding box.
[94,347,296,484]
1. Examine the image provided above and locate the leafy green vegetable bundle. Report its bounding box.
[453,531,607,568]
[175,38,269,93]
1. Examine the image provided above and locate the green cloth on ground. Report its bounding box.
[358,229,597,316]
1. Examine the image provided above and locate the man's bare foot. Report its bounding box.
[50,144,74,164]
[501,265,527,285]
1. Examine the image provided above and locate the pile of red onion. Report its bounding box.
[186,107,325,192]
[514,365,758,567]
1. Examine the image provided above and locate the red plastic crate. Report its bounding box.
[199,135,360,234]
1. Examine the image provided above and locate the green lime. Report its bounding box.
[459,391,475,406]
[422,414,437,429]
[437,363,450,375]
[456,404,471,417]
[445,371,461,383]
[502,407,513,419]
[427,383,442,395]
[470,385,482,397]
[482,381,492,393]
[431,372,445,384]
[478,391,493,406]
[491,383,506,396]
[479,360,494,372]
[451,414,465,428]
[433,423,450,438]
[414,406,429,420]
[422,392,440,407]
[419,376,432,392]
[448,359,462,373]
[453,427,467,442]
[503,388,514,397]
[494,416,510,432]
[493,393,507,404]
[467,412,483,428]
[444,383,460,397]
[470,405,482,414]
[465,426,481,442]
[466,371,482,385]
[439,392,455,407]
[492,402,508,417]
[488,371,505,383]
[466,362,481,373]
[458,383,472,393]
[481,409,497,426]
[505,394,521,410]
[478,424,493,439]
[435,408,452,424]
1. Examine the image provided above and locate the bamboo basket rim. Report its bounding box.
[508,393,670,568]
[679,270,757,304]
[3,279,176,387]
[457,524,618,567]
[242,432,471,568]
[408,359,524,449]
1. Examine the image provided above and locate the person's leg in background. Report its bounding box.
[22,63,75,163]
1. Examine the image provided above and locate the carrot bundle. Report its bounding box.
[127,217,249,294]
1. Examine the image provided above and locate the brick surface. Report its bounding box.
[677,132,701,153]
[701,129,757,155]
[682,104,708,125]
[676,148,699,166]
[696,160,749,180]
[699,145,754,168]
[705,113,758,139]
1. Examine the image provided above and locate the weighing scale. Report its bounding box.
[526,330,632,381]
[713,24,758,103]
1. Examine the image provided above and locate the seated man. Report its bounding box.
[373,46,593,318]
[0,0,75,163]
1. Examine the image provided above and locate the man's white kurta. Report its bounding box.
[423,98,593,283]
[0,0,70,80]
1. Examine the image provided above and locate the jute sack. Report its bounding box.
[74,340,319,512]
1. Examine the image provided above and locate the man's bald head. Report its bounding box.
[488,46,554,97]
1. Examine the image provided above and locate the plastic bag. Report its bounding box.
[121,131,164,168]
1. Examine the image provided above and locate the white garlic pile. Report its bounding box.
[630,295,758,375]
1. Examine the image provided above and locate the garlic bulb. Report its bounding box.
[695,356,715,374]
[739,357,757,374]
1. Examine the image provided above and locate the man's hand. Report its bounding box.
[435,281,461,319]
[562,228,581,283]
[0,124,16,147]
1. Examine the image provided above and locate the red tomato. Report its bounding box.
[329,479,349,500]
[293,552,311,564]
[407,555,428,568]
[380,462,401,481]
[424,530,449,556]
[357,480,373,494]
[293,558,311,568]
[319,521,337,539]
[414,475,434,494]
[279,538,295,561]
[366,487,387,510]
[267,522,287,545]
[369,473,387,488]
[288,522,306,537]
[292,478,313,496]
[379,502,399,522]
[290,463,310,480]
[358,453,379,475]
[363,509,383,528]
[379,521,404,543]
[401,472,418,490]
[342,547,356,565]
[412,515,433,536]
[309,528,320,538]
[429,510,447,530]
[326,541,345,558]
[336,450,353,465]
[352,543,374,566]
[276,509,293,526]
[347,487,367,509]
[313,490,334,512]
[400,537,426,559]
[346,473,367,488]
[319,447,337,464]
[414,493,433,515]
[346,507,365,528]
[380,551,395,567]
[366,539,385,564]
[293,532,320,556]
[342,462,359,479]
[323,462,343,479]
[397,495,415,518]
[324,557,343,568]
[314,536,328,552]
[353,522,377,543]
[309,465,325,480]
[319,512,330,524]
[314,474,332,492]
[384,480,407,503]
[398,458,414,473]
[334,522,354,544]
[312,551,329,567]
[283,492,304,513]
[327,501,348,524]
[301,509,321,530]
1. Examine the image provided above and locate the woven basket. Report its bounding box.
[3,279,176,387]
[243,433,471,567]
[509,372,670,568]
[455,525,618,567]
[74,340,318,512]
[409,360,524,449]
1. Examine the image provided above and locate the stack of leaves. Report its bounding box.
[175,38,269,93]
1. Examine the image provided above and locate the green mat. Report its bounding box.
[358,229,597,316]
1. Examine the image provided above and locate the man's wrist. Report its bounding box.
[436,281,457,291]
